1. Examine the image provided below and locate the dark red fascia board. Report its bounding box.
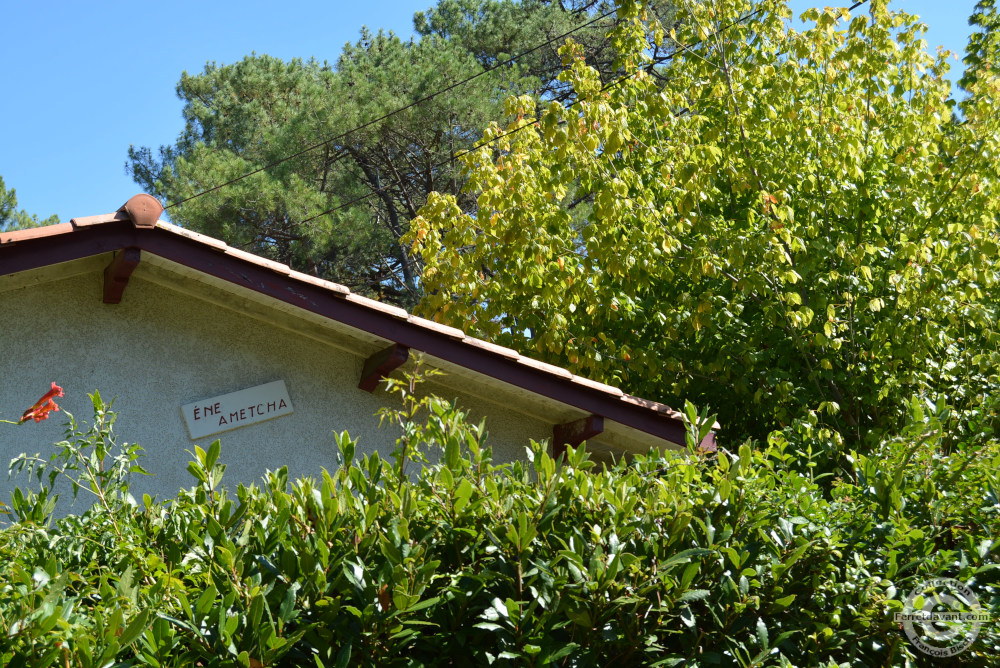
[0,221,688,446]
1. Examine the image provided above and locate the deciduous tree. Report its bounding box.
[960,0,1000,98]
[129,0,662,307]
[410,0,1000,451]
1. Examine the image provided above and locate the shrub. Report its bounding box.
[0,383,997,666]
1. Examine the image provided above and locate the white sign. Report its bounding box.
[181,380,294,439]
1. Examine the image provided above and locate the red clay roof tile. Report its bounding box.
[288,271,351,295]
[224,247,292,275]
[570,375,624,397]
[346,294,408,319]
[156,221,229,251]
[516,355,574,379]
[70,212,129,228]
[0,222,76,245]
[621,393,681,418]
[461,336,520,359]
[409,315,465,339]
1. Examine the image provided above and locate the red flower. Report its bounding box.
[19,382,64,424]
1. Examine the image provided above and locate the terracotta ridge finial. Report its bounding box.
[119,193,163,229]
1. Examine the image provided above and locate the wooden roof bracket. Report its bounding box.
[553,414,604,458]
[359,343,410,392]
[103,247,141,304]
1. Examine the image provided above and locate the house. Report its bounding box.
[0,195,709,503]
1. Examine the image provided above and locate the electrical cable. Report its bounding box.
[174,0,870,228]
[296,0,871,226]
[296,1,791,225]
[165,6,620,210]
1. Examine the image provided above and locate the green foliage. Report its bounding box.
[130,1,675,307]
[0,175,59,233]
[409,0,1000,456]
[960,0,1000,97]
[415,0,676,99]
[2,384,998,666]
[128,40,494,307]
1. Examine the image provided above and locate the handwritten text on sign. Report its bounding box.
[181,380,294,439]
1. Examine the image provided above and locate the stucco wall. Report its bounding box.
[0,270,550,509]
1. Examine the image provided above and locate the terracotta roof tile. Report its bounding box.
[224,247,292,275]
[155,221,229,251]
[621,393,682,419]
[70,212,129,227]
[288,270,351,296]
[516,355,574,379]
[409,315,466,339]
[346,293,408,319]
[1,223,76,245]
[0,218,651,414]
[462,336,520,359]
[570,374,624,397]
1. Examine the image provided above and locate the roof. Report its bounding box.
[0,196,709,452]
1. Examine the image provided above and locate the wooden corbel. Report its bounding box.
[358,344,410,392]
[103,247,141,304]
[553,414,604,458]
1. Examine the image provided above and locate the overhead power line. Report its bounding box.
[296,4,761,225]
[296,0,870,227]
[165,6,619,211]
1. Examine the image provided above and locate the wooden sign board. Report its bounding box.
[181,380,293,439]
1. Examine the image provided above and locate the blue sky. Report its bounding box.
[0,0,979,224]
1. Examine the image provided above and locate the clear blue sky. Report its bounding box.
[0,0,979,224]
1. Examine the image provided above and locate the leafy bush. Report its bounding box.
[1,381,998,666]
[409,0,1000,463]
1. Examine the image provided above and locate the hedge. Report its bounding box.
[0,381,998,666]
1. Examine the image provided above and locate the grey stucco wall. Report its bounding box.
[0,271,549,509]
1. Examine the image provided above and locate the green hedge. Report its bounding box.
[1,386,998,666]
